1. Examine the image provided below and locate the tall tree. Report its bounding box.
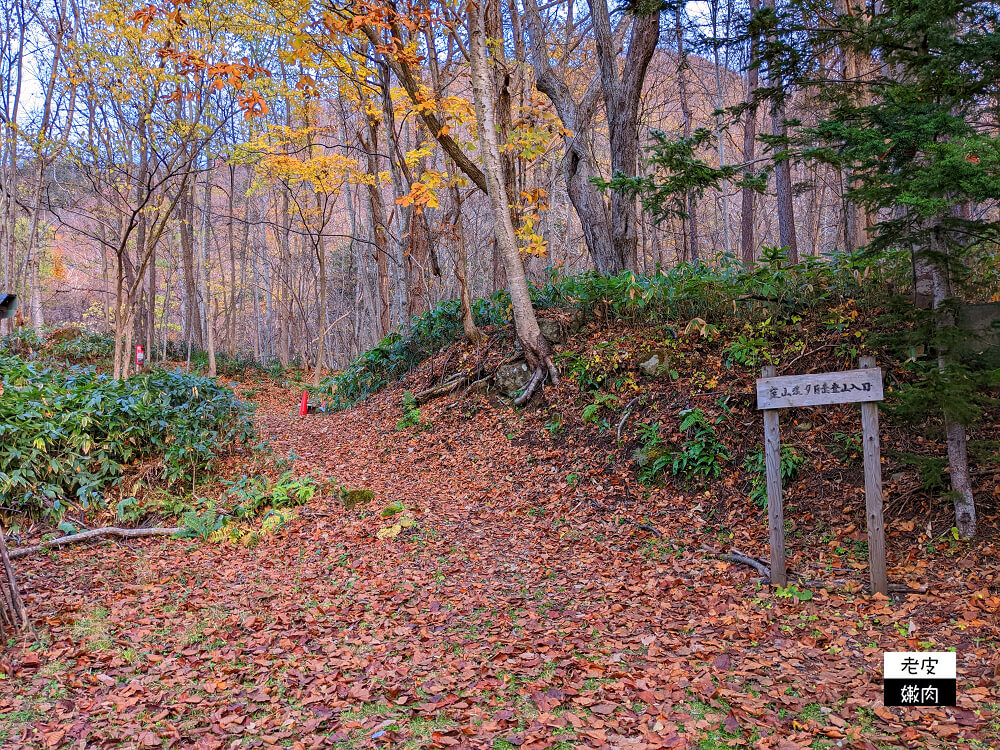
[740,0,761,265]
[468,0,557,402]
[675,4,699,262]
[761,0,798,262]
[522,0,615,273]
[588,0,661,272]
[791,0,1000,537]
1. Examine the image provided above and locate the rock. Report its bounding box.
[538,318,567,346]
[495,360,533,397]
[340,488,374,509]
[638,349,672,376]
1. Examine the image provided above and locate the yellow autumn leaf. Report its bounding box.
[376,524,402,540]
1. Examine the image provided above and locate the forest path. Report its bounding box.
[5,387,994,748]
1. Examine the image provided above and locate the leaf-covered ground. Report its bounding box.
[4,331,1000,749]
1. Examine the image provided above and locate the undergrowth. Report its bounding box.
[0,357,255,518]
[315,249,888,411]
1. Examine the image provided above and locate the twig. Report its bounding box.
[626,519,662,537]
[785,343,836,371]
[616,397,641,441]
[10,527,184,559]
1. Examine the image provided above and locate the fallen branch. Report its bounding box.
[616,397,641,441]
[1,529,29,633]
[701,546,771,579]
[415,375,468,404]
[10,527,184,560]
[626,519,662,537]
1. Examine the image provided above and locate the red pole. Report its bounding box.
[299,390,309,416]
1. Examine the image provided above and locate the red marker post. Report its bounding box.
[299,390,309,416]
[135,344,145,369]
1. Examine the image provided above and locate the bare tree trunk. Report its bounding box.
[378,64,411,328]
[676,7,699,262]
[200,167,216,377]
[588,0,660,272]
[710,0,733,257]
[762,0,798,262]
[359,128,392,337]
[834,0,871,252]
[469,0,556,400]
[24,0,73,330]
[0,1,27,336]
[312,193,328,386]
[926,223,976,538]
[740,0,761,265]
[181,187,203,350]
[448,175,484,345]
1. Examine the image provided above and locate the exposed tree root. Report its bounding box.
[701,546,772,580]
[626,519,662,537]
[10,527,184,560]
[514,366,547,406]
[1,530,29,633]
[416,375,469,404]
[701,546,928,595]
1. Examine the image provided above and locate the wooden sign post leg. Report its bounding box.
[762,365,786,586]
[859,356,888,596]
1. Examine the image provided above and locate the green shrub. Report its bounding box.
[0,328,46,358]
[316,256,890,411]
[396,391,425,431]
[669,408,731,483]
[0,356,255,517]
[50,332,114,363]
[634,409,731,485]
[744,445,808,507]
[220,471,316,520]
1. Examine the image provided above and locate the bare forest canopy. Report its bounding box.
[7,0,995,373]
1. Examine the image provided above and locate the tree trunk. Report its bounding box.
[710,0,733,256]
[762,0,798,262]
[313,192,328,386]
[518,0,623,273]
[448,174,484,345]
[676,7,699,262]
[359,128,392,337]
[181,187,203,350]
[588,0,660,272]
[926,224,976,538]
[200,169,216,377]
[834,0,871,252]
[740,0,761,265]
[469,0,556,399]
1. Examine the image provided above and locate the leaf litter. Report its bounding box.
[3,333,999,749]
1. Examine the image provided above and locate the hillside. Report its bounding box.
[3,287,999,748]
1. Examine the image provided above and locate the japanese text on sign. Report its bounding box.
[756,367,884,410]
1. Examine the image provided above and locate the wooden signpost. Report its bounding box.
[756,356,887,596]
